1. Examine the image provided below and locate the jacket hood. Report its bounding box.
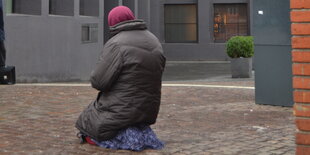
[109,19,147,38]
[108,6,135,27]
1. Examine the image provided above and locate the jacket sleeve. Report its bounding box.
[90,43,123,92]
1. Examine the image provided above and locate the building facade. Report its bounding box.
[4,0,252,82]
[5,0,104,82]
[152,0,251,61]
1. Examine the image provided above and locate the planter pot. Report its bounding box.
[230,57,252,78]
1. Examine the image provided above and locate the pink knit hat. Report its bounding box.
[108,6,135,27]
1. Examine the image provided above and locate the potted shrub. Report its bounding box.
[226,36,254,78]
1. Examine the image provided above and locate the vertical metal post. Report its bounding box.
[74,0,79,17]
[134,0,138,17]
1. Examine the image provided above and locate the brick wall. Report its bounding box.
[291,0,310,154]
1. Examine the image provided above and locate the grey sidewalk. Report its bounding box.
[163,61,254,82]
[163,61,232,81]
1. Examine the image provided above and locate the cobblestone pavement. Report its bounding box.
[0,81,295,155]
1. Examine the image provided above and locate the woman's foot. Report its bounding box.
[85,136,97,145]
[76,132,86,144]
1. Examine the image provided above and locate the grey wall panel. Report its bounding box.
[163,43,228,61]
[253,0,293,106]
[150,0,163,42]
[137,0,150,27]
[198,0,212,44]
[104,0,119,43]
[123,0,135,14]
[252,0,291,45]
[254,45,293,106]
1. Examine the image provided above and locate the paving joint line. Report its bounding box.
[14,83,255,89]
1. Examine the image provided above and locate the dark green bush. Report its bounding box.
[226,36,254,58]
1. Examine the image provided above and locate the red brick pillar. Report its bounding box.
[291,0,310,154]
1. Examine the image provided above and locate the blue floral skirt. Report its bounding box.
[92,125,164,151]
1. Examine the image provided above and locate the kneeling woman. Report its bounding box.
[75,6,166,151]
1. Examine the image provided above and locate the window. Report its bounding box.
[6,0,41,15]
[82,24,98,43]
[49,0,74,16]
[214,4,249,42]
[164,4,197,43]
[80,0,99,17]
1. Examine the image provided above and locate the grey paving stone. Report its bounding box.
[0,81,295,154]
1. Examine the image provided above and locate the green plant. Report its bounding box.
[226,36,254,58]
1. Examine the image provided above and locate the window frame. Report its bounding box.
[164,3,198,43]
[6,0,42,16]
[81,23,98,44]
[49,0,74,16]
[211,2,250,43]
[79,0,99,17]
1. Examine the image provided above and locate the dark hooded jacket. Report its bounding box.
[75,20,166,142]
